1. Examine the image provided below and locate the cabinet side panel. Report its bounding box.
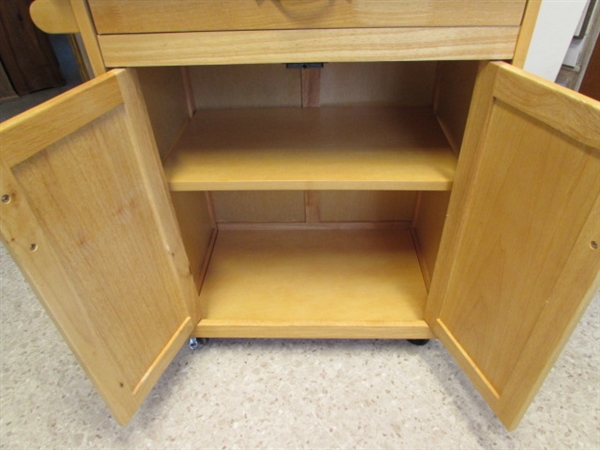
[412,191,451,288]
[512,0,542,68]
[171,191,215,296]
[136,67,190,160]
[69,0,105,75]
[433,60,479,153]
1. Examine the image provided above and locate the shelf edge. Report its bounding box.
[194,320,434,339]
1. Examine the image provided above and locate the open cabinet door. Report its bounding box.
[0,69,197,425]
[426,62,600,430]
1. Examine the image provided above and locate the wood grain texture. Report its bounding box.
[212,191,305,223]
[494,64,600,149]
[188,62,437,110]
[304,190,321,223]
[98,27,520,67]
[0,71,122,168]
[441,102,599,394]
[116,69,198,323]
[511,0,542,68]
[0,159,136,422]
[181,67,195,118]
[88,0,526,34]
[426,62,600,430]
[319,191,416,222]
[0,69,195,425]
[194,321,434,339]
[196,228,430,338]
[301,68,321,108]
[320,62,437,107]
[212,190,417,225]
[411,190,451,289]
[189,64,300,109]
[493,195,599,428]
[136,67,191,160]
[216,221,411,231]
[433,61,479,153]
[163,106,457,191]
[170,191,215,298]
[426,63,503,323]
[69,0,106,75]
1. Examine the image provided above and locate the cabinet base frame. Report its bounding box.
[193,320,434,340]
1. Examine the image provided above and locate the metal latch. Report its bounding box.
[286,63,325,69]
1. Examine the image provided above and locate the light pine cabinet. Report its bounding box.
[1,0,598,430]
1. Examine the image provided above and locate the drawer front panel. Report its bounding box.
[88,0,527,34]
[99,27,520,67]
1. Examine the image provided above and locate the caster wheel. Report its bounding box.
[407,339,430,346]
[189,337,209,351]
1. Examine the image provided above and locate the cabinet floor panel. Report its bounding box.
[196,228,432,339]
[164,106,457,191]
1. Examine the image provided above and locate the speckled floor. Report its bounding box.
[1,243,599,449]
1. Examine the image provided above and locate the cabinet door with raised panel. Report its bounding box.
[0,69,197,425]
[426,62,599,430]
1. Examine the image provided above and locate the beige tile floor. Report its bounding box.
[1,243,599,449]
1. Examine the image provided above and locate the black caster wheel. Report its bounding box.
[407,339,430,346]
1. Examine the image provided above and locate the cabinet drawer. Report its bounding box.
[88,0,527,34]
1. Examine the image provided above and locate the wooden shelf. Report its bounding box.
[195,227,433,339]
[164,106,457,191]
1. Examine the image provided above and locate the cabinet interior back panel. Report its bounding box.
[320,62,437,106]
[212,191,306,223]
[211,190,417,224]
[319,191,416,222]
[190,62,437,109]
[190,65,301,109]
